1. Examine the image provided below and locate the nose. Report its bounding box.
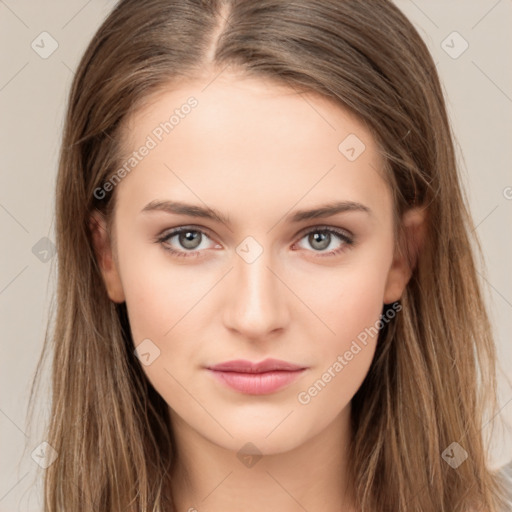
[222,248,289,341]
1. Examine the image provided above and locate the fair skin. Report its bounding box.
[91,73,425,512]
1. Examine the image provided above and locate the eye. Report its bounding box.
[294,226,354,257]
[156,225,354,259]
[156,226,219,258]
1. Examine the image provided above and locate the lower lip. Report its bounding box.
[207,369,306,395]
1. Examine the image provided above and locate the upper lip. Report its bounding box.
[207,358,306,373]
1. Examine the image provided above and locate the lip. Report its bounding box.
[206,358,307,395]
[208,358,305,373]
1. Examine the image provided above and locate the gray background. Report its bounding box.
[1,1,511,510]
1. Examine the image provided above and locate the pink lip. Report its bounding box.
[208,358,305,373]
[206,358,307,395]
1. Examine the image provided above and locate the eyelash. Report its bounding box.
[155,225,354,259]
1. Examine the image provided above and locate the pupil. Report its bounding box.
[180,231,200,249]
[310,232,330,250]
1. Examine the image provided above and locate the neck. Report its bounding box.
[169,405,357,512]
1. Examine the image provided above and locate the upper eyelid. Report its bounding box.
[159,225,217,242]
[296,224,353,239]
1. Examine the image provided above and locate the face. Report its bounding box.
[92,73,415,455]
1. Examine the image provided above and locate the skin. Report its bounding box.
[91,72,425,512]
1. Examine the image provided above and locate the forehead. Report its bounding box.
[114,73,392,227]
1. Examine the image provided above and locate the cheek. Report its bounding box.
[303,251,392,348]
[118,254,210,402]
[294,273,386,415]
[115,228,211,344]
[293,246,392,400]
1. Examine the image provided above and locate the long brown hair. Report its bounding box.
[27,0,511,510]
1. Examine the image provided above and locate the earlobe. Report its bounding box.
[383,206,427,304]
[89,211,125,303]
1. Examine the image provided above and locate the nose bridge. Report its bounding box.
[223,238,288,337]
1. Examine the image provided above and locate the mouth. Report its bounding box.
[206,358,308,395]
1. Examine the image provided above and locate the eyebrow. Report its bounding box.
[140,199,372,225]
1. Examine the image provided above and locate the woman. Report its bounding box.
[28,0,512,510]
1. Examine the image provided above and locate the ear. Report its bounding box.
[89,210,125,303]
[383,206,427,304]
